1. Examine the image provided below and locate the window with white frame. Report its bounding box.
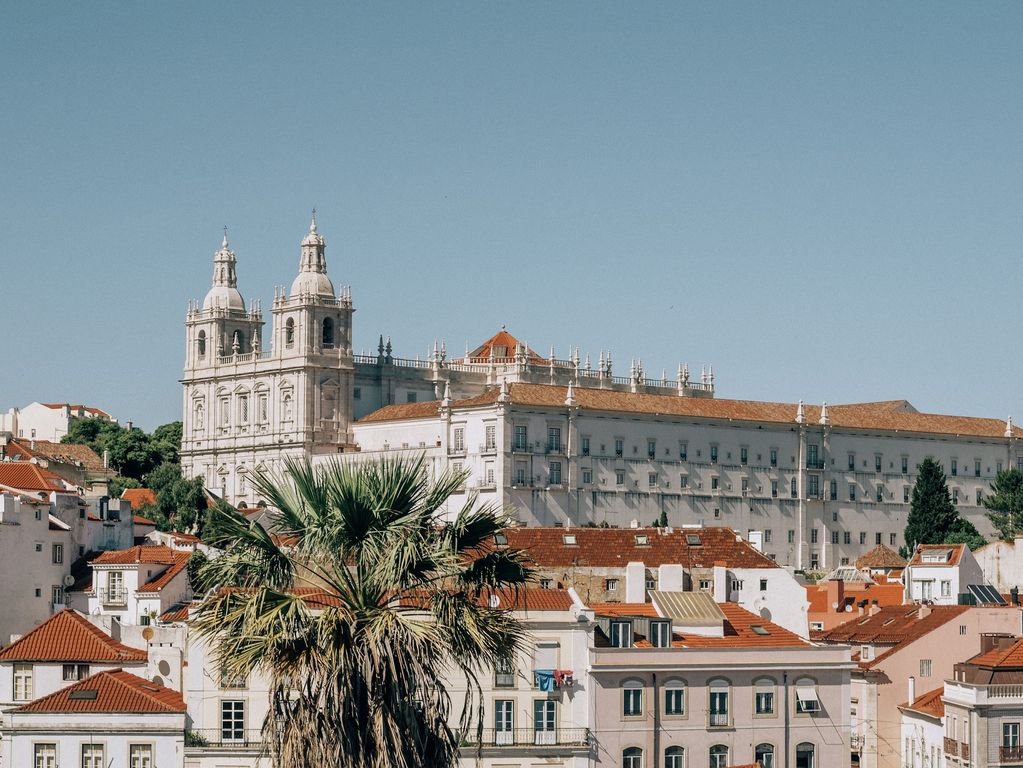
[794,678,821,714]
[63,663,89,681]
[755,678,776,715]
[13,663,32,700]
[81,744,105,768]
[609,620,632,648]
[920,659,932,677]
[624,747,644,768]
[709,744,729,768]
[485,424,496,450]
[34,744,57,768]
[221,699,245,742]
[756,743,776,768]
[52,543,63,564]
[1004,722,1020,748]
[665,746,684,768]
[649,620,671,648]
[129,745,153,768]
[494,699,514,743]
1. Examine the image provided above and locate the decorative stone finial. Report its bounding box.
[795,400,806,424]
[565,382,576,407]
[441,380,451,408]
[497,378,510,404]
[819,401,830,426]
[1007,416,1014,438]
[310,207,317,233]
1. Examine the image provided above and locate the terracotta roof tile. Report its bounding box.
[0,463,69,493]
[5,440,108,471]
[91,545,179,566]
[592,601,809,649]
[818,605,969,667]
[359,383,1022,439]
[907,544,966,567]
[41,404,112,420]
[501,526,777,569]
[133,514,156,526]
[856,544,908,569]
[805,583,905,615]
[13,670,184,714]
[0,610,147,663]
[467,329,546,364]
[122,488,157,510]
[900,686,945,718]
[159,603,193,623]
[137,552,191,594]
[966,637,1023,668]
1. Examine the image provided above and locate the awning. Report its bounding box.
[796,687,820,707]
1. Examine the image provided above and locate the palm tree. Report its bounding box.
[192,454,531,768]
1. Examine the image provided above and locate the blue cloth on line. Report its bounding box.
[534,669,555,692]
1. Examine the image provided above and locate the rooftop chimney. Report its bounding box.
[908,675,916,705]
[827,579,846,613]
[625,562,646,603]
[868,599,882,616]
[917,603,931,619]
[713,561,727,603]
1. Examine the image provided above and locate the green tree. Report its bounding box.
[145,462,206,533]
[109,476,142,499]
[984,468,1023,540]
[106,428,161,480]
[61,418,121,458]
[905,457,959,549]
[945,517,987,551]
[193,455,531,768]
[151,421,182,465]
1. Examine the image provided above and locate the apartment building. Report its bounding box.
[898,683,944,768]
[83,545,191,627]
[817,604,1022,768]
[0,401,115,443]
[903,544,989,606]
[942,634,1023,768]
[805,576,905,633]
[587,591,853,768]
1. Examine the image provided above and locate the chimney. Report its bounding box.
[713,561,727,603]
[625,562,646,603]
[1012,587,1020,606]
[126,420,133,431]
[981,633,1017,655]
[827,579,846,613]
[917,603,931,619]
[907,675,916,705]
[869,599,882,617]
[103,449,110,469]
[858,598,869,617]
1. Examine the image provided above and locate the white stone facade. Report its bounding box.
[0,401,115,442]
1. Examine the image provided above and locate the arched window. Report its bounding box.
[665,746,685,768]
[664,678,686,716]
[795,677,821,714]
[796,743,815,768]
[709,678,730,727]
[623,747,643,768]
[322,317,334,347]
[285,318,295,347]
[197,330,206,357]
[709,745,729,768]
[623,679,643,717]
[756,743,775,768]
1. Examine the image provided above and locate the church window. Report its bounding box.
[258,394,268,423]
[238,394,249,423]
[285,318,295,347]
[220,397,230,426]
[197,330,207,357]
[322,318,335,348]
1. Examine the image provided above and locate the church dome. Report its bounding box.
[289,270,335,298]
[202,285,245,311]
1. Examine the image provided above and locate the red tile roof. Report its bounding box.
[360,383,1021,439]
[500,526,777,569]
[0,610,147,662]
[818,605,969,667]
[41,403,112,420]
[805,583,905,615]
[159,603,193,623]
[5,440,107,471]
[13,670,184,714]
[467,329,546,363]
[900,686,945,719]
[133,514,156,526]
[91,545,179,566]
[122,488,157,510]
[856,544,908,570]
[137,552,191,594]
[0,463,69,493]
[591,601,809,649]
[965,637,1023,668]
[400,587,574,612]
[908,544,966,567]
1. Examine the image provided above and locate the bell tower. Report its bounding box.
[271,211,356,448]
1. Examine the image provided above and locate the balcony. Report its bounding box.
[447,446,466,457]
[1000,745,1023,762]
[850,734,863,750]
[945,738,958,757]
[709,713,730,727]
[479,443,498,455]
[960,742,970,761]
[806,459,826,470]
[97,587,127,606]
[461,728,589,749]
[186,729,263,750]
[545,444,563,455]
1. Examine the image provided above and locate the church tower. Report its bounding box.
[270,211,356,451]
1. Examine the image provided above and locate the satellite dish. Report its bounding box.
[845,604,853,612]
[831,601,839,610]
[62,574,76,587]
[90,607,101,616]
[141,627,154,641]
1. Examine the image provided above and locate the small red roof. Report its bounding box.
[856,544,908,570]
[133,513,156,526]
[908,544,966,567]
[818,605,970,667]
[900,686,945,719]
[591,601,809,649]
[91,545,179,566]
[0,610,147,663]
[966,637,1023,668]
[13,670,184,714]
[159,603,193,623]
[0,463,69,493]
[805,582,905,615]
[467,329,545,363]
[137,552,191,594]
[41,403,112,420]
[122,488,157,510]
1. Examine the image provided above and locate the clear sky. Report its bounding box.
[3,3,1023,430]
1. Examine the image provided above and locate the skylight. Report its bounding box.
[635,534,649,545]
[750,625,770,636]
[493,532,508,546]
[563,534,577,545]
[686,534,702,546]
[69,690,98,700]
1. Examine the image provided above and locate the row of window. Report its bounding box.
[33,744,153,768]
[622,742,817,768]
[195,317,340,359]
[616,677,819,720]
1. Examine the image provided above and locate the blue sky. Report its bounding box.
[3,3,1023,430]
